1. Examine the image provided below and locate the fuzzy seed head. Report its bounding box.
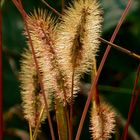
[25,9,58,98]
[25,9,79,104]
[56,0,102,77]
[90,102,116,140]
[19,49,49,128]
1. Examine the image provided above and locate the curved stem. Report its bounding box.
[99,37,140,61]
[75,1,133,139]
[11,1,55,140]
[41,0,62,17]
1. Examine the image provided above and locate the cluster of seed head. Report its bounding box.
[19,0,115,138]
[27,9,80,104]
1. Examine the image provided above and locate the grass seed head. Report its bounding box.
[90,101,116,140]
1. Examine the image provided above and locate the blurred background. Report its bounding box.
[2,0,140,139]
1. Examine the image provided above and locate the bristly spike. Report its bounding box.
[19,49,48,128]
[20,9,58,128]
[90,101,116,140]
[56,0,102,78]
[24,9,79,105]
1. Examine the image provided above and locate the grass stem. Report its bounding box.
[99,37,140,61]
[121,64,140,140]
[11,1,56,140]
[75,1,133,139]
[33,105,45,140]
[29,122,33,140]
[41,0,62,17]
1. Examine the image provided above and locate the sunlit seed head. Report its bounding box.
[25,9,58,97]
[90,101,116,140]
[56,0,102,77]
[25,9,79,104]
[19,49,49,128]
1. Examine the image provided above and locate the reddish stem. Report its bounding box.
[41,0,62,17]
[61,0,65,14]
[0,7,3,140]
[11,1,55,140]
[12,0,27,17]
[75,0,133,140]
[121,64,140,140]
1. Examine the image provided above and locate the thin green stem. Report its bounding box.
[29,121,33,140]
[33,105,45,140]
[99,85,132,94]
[81,84,135,95]
[75,0,133,139]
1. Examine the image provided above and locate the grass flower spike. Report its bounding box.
[20,49,47,128]
[90,101,116,140]
[56,0,102,77]
[20,9,58,128]
[25,9,57,98]
[24,9,79,105]
[10,0,134,139]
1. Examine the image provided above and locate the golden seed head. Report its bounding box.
[25,9,58,98]
[90,101,116,140]
[25,9,79,104]
[19,49,49,128]
[56,0,102,77]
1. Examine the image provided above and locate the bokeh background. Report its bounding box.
[2,0,140,139]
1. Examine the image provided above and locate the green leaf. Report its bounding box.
[55,98,69,140]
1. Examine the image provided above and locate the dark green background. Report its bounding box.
[2,0,140,139]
